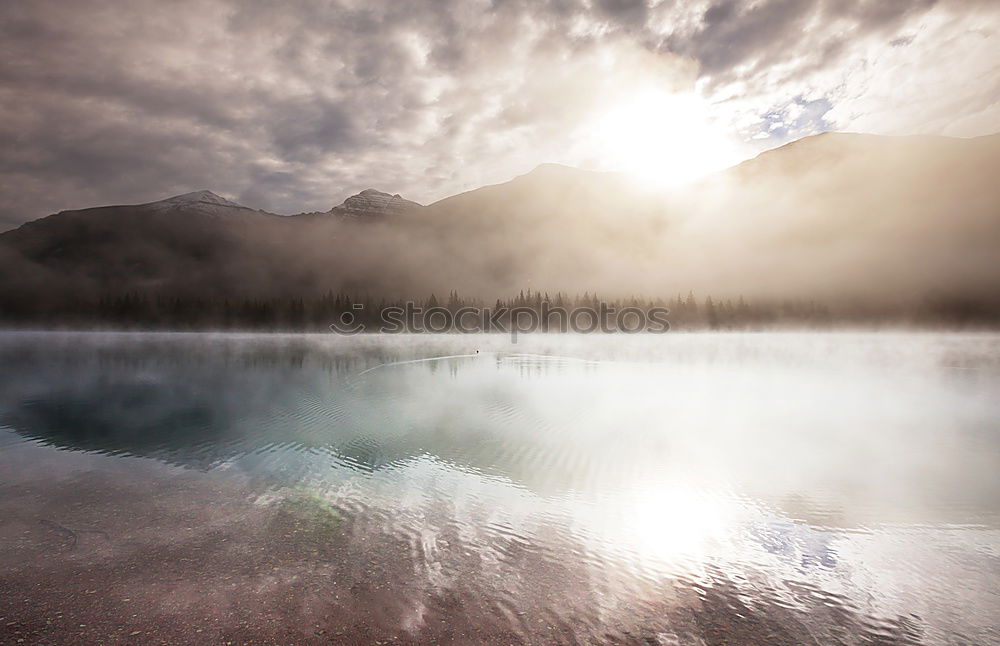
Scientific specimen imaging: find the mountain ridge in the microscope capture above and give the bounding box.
[1,131,999,315]
[10,131,998,229]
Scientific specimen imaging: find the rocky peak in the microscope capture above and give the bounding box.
[330,189,421,218]
[160,190,243,208]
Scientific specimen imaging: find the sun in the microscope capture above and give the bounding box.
[590,89,743,189]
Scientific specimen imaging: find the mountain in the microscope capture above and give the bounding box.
[0,190,286,310]
[290,189,423,219]
[147,190,248,213]
[1,132,999,323]
[665,132,1000,304]
[413,163,670,296]
[329,189,422,218]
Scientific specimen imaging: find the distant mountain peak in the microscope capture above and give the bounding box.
[330,189,421,218]
[519,163,622,184]
[161,190,243,208]
[529,162,577,174]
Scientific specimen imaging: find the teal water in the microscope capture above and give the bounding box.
[0,332,998,644]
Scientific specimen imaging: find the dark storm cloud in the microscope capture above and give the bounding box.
[683,0,815,75]
[267,100,359,163]
[594,0,650,28]
[662,0,940,83]
[0,0,996,230]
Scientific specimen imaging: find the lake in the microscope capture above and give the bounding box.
[0,331,998,644]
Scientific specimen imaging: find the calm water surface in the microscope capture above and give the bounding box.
[0,332,998,644]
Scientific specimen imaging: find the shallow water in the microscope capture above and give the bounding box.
[0,331,998,644]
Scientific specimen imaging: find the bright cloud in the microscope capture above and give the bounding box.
[0,0,997,228]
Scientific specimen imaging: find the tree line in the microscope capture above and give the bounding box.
[0,288,995,331]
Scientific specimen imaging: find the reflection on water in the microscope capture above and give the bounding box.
[0,331,998,644]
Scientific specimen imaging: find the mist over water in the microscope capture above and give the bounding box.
[1,331,998,644]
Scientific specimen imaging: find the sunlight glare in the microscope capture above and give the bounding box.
[592,90,743,189]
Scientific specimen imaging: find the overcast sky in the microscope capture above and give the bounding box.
[1,0,998,229]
